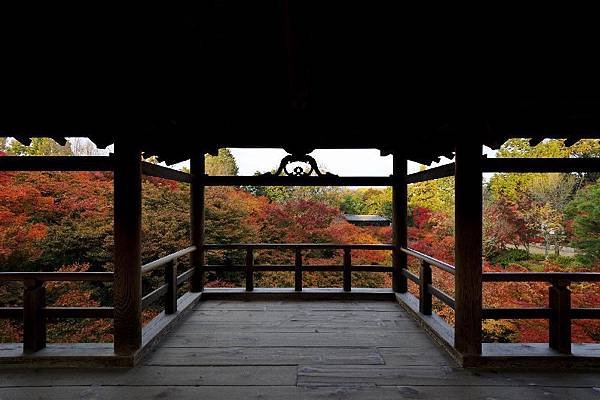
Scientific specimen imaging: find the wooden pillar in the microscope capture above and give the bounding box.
[190,155,205,292]
[113,139,142,356]
[392,154,408,293]
[454,141,483,356]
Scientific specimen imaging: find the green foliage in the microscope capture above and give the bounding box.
[205,148,238,176]
[487,249,531,267]
[408,173,454,215]
[489,139,600,201]
[338,188,392,219]
[8,138,73,156]
[566,180,600,264]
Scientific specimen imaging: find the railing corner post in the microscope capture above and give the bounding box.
[343,248,352,292]
[245,248,254,292]
[165,261,177,315]
[549,280,571,354]
[23,278,46,353]
[295,248,303,292]
[419,261,432,315]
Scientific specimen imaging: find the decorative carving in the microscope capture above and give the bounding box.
[263,152,337,177]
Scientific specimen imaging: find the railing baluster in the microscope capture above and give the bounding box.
[419,261,432,315]
[165,261,177,314]
[23,279,46,353]
[245,248,254,291]
[343,248,352,292]
[295,248,302,292]
[549,280,571,354]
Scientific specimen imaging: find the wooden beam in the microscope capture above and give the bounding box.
[0,272,113,282]
[482,308,552,319]
[202,243,394,250]
[0,156,114,171]
[200,175,393,187]
[392,155,408,293]
[406,163,455,184]
[483,272,600,282]
[190,155,205,292]
[141,246,196,274]
[453,141,483,356]
[141,161,192,183]
[113,139,142,356]
[483,157,600,173]
[44,307,114,319]
[0,307,23,318]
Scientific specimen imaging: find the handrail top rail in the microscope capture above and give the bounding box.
[400,247,456,275]
[0,272,114,282]
[141,246,197,274]
[203,243,394,250]
[483,272,600,282]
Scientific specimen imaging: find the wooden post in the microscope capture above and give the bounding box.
[343,248,352,292]
[295,248,303,291]
[113,139,142,356]
[23,279,46,353]
[392,154,408,293]
[165,261,177,315]
[190,155,205,292]
[454,140,483,356]
[549,280,571,354]
[419,261,432,315]
[245,248,254,291]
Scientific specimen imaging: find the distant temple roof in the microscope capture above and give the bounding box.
[344,215,391,226]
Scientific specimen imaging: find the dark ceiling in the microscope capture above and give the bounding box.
[1,2,599,163]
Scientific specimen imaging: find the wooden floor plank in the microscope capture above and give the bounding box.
[161,331,433,348]
[146,346,385,366]
[0,365,298,387]
[186,310,410,322]
[297,365,600,388]
[1,385,599,400]
[2,299,599,400]
[195,300,403,312]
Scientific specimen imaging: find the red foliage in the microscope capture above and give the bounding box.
[0,171,50,262]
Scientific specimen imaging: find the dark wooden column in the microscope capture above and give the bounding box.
[190,154,205,292]
[392,154,408,293]
[454,140,483,356]
[113,139,142,356]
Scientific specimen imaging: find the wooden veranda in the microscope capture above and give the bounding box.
[1,139,600,370]
[2,2,600,398]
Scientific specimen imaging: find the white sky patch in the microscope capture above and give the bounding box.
[228,147,498,177]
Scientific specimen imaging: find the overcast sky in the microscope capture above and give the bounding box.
[211,147,497,177]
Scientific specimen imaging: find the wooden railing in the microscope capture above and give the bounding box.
[482,272,600,354]
[0,246,197,354]
[0,272,114,353]
[203,243,395,292]
[400,247,600,354]
[141,246,197,314]
[400,248,456,313]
